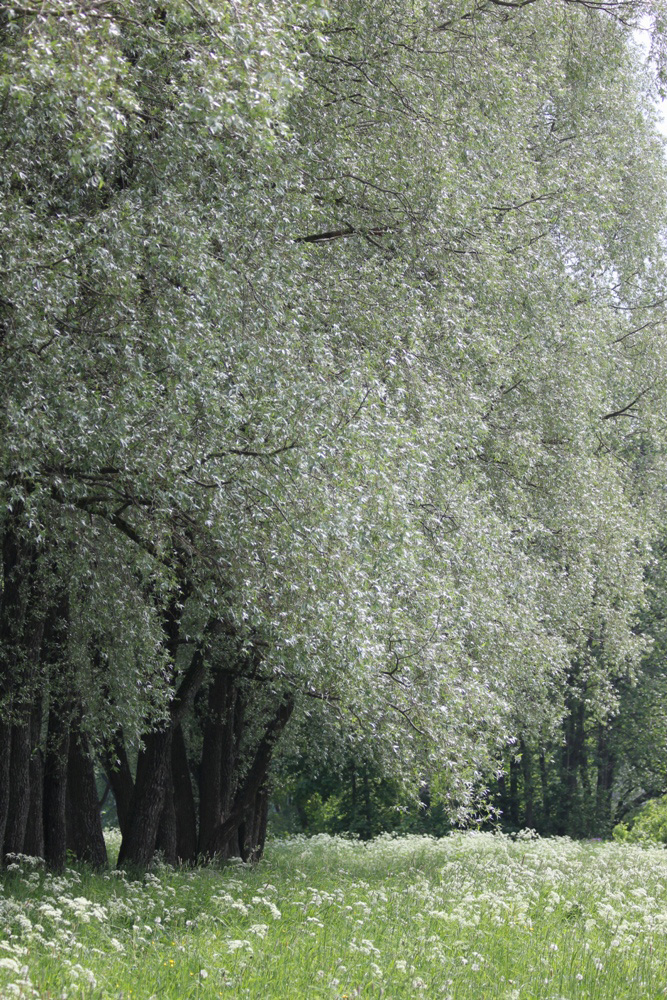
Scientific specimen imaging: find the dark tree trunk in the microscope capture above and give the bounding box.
[41,589,71,870]
[43,703,70,871]
[101,729,134,837]
[202,694,294,860]
[240,786,269,863]
[539,750,550,830]
[351,764,357,822]
[561,697,586,836]
[156,757,178,866]
[198,669,230,855]
[255,786,270,860]
[0,723,11,856]
[198,670,238,857]
[66,727,107,867]
[172,723,197,863]
[509,756,520,827]
[4,722,31,856]
[239,789,268,863]
[24,697,45,858]
[0,522,42,858]
[223,688,246,858]
[117,727,172,868]
[362,767,372,840]
[595,724,615,834]
[116,601,209,869]
[520,739,534,829]
[496,770,508,824]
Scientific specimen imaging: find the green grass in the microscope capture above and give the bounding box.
[2,831,667,998]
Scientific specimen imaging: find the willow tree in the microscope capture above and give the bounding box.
[2,0,667,866]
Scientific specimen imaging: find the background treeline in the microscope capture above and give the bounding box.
[272,546,667,841]
[4,0,667,869]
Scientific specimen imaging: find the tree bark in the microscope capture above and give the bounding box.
[24,696,45,858]
[362,767,372,840]
[41,588,71,870]
[539,750,550,830]
[202,694,294,859]
[43,701,70,871]
[117,727,172,868]
[240,786,269,863]
[101,728,134,837]
[4,722,31,856]
[595,724,615,835]
[66,726,107,867]
[172,723,197,863]
[155,754,178,866]
[116,604,209,868]
[561,696,586,836]
[198,670,237,856]
[508,756,520,827]
[520,739,534,829]
[0,521,41,858]
[0,723,11,856]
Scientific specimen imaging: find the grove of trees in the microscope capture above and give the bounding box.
[3,0,667,868]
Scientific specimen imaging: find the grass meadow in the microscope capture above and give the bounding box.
[2,831,667,998]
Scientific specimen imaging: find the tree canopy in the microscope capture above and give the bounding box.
[2,0,667,865]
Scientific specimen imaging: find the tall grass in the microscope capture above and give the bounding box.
[2,831,667,998]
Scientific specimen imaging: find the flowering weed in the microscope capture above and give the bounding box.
[2,832,667,997]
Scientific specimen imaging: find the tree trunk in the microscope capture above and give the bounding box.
[101,728,134,837]
[156,756,178,866]
[595,724,615,835]
[242,786,269,863]
[202,694,294,859]
[172,723,197,863]
[43,702,70,871]
[0,521,42,859]
[520,739,534,829]
[41,587,71,870]
[239,786,270,862]
[539,750,550,831]
[116,602,209,869]
[66,726,107,867]
[362,767,372,840]
[0,723,11,856]
[254,786,270,861]
[567,699,586,835]
[117,727,172,868]
[197,669,231,856]
[24,697,45,858]
[4,722,31,856]
[198,671,239,857]
[509,756,520,827]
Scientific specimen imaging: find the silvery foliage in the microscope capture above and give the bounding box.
[2,0,667,799]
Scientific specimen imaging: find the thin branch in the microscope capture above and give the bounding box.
[294,226,389,243]
[601,385,653,420]
[387,702,426,736]
[611,320,656,345]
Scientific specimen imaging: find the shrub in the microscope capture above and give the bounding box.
[613,796,667,845]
